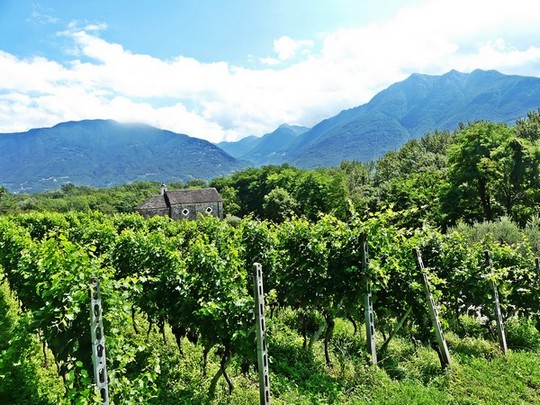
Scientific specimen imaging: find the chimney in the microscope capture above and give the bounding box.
[160,183,168,195]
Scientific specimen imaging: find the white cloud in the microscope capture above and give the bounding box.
[260,35,314,65]
[273,36,314,61]
[28,3,60,25]
[1,0,540,142]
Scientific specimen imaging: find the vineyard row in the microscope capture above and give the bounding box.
[1,211,539,401]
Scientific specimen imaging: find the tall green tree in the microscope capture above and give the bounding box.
[445,121,512,223]
[262,187,299,222]
[516,109,540,142]
[371,131,452,228]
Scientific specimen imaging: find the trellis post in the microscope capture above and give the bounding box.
[485,250,507,354]
[413,248,452,369]
[252,263,270,405]
[360,233,377,364]
[90,278,109,404]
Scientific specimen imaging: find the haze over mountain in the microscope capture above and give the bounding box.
[0,120,246,192]
[222,69,540,168]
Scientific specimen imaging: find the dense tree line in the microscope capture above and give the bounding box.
[208,109,540,229]
[209,165,349,221]
[0,179,205,215]
[365,110,540,228]
[1,110,540,230]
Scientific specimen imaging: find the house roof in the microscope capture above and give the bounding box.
[136,187,223,210]
[136,194,167,210]
[167,187,223,205]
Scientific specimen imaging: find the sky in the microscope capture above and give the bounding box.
[1,0,540,143]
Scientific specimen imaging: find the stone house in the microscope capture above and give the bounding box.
[136,185,224,220]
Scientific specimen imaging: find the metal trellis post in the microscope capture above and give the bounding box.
[360,233,377,364]
[90,278,110,404]
[485,250,507,355]
[413,248,452,369]
[253,263,270,405]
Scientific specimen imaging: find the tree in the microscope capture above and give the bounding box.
[340,161,376,214]
[374,130,452,185]
[370,131,452,228]
[293,168,349,221]
[262,187,299,222]
[445,121,512,223]
[185,178,208,188]
[219,185,241,217]
[516,109,540,142]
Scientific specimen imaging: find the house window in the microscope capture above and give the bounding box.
[182,208,190,216]
[206,206,213,214]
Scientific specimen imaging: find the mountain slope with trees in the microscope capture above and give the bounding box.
[0,120,246,193]
[218,124,309,165]
[291,69,540,167]
[222,69,540,168]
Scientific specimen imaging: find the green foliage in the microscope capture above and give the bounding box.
[451,216,524,246]
[2,206,540,403]
[0,280,66,404]
[516,108,540,141]
[2,181,162,215]
[262,187,299,222]
[446,121,512,222]
[210,164,349,221]
[444,119,540,225]
[505,317,540,350]
[374,130,451,185]
[524,216,540,256]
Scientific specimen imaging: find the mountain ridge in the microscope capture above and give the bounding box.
[0,119,246,192]
[3,69,540,192]
[218,124,310,165]
[287,69,540,167]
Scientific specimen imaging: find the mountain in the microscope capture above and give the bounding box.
[0,120,246,192]
[4,70,540,192]
[224,69,540,168]
[218,124,310,165]
[218,135,260,159]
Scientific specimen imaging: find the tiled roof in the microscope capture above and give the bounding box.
[136,187,222,210]
[136,194,167,210]
[167,188,223,204]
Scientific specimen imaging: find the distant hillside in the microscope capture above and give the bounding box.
[291,69,540,167]
[218,124,309,165]
[0,120,246,192]
[218,135,260,159]
[223,69,540,168]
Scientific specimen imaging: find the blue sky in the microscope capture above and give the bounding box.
[1,0,540,142]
